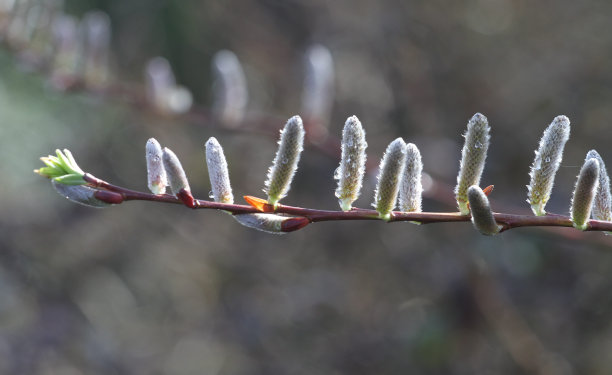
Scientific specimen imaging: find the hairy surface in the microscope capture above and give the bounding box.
[399,143,423,213]
[455,113,490,215]
[205,137,234,204]
[571,158,600,230]
[586,150,611,222]
[264,116,305,205]
[373,138,407,220]
[528,115,570,216]
[335,115,367,211]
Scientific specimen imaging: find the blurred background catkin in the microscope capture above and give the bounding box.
[3,0,612,374]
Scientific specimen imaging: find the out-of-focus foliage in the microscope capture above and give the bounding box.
[3,0,612,374]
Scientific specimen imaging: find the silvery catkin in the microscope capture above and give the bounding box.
[455,113,490,215]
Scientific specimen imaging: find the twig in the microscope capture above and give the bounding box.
[82,174,612,233]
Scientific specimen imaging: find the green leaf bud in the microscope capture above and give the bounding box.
[53,173,87,185]
[571,158,600,230]
[35,149,85,185]
[59,149,85,175]
[335,115,367,211]
[455,113,490,215]
[373,137,407,220]
[527,115,570,216]
[264,115,305,205]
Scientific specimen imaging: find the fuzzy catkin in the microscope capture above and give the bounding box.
[212,50,248,126]
[205,137,234,204]
[571,158,600,230]
[233,213,288,234]
[455,113,490,215]
[145,57,175,111]
[585,150,612,222]
[302,44,334,123]
[399,143,423,213]
[162,147,190,195]
[264,115,305,205]
[146,138,167,194]
[373,138,407,220]
[467,185,500,235]
[335,115,367,211]
[527,115,571,216]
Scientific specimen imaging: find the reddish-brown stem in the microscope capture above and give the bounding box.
[81,174,612,233]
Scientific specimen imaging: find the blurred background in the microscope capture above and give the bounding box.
[2,0,612,374]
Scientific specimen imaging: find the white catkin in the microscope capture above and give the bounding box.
[212,50,248,126]
[571,158,600,230]
[527,115,571,216]
[455,113,490,215]
[162,147,190,195]
[467,185,501,235]
[233,213,287,234]
[146,138,167,195]
[373,138,407,220]
[301,44,334,123]
[144,57,191,114]
[585,150,612,222]
[205,137,234,204]
[264,115,305,205]
[335,115,367,211]
[398,143,423,213]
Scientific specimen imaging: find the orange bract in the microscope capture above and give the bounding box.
[244,195,275,212]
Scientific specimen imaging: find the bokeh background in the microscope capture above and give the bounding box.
[2,0,612,374]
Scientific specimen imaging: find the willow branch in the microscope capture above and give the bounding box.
[82,174,612,233]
